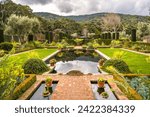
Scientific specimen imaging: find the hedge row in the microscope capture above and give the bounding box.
[12,74,36,99]
[97,39,112,45]
[131,42,150,46]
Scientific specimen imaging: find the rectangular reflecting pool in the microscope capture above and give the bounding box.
[45,49,104,74]
[29,82,58,100]
[91,82,118,100]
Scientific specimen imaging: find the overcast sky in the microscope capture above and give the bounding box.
[4,0,150,16]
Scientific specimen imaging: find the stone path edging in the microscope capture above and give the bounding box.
[42,50,61,61]
[95,50,110,60]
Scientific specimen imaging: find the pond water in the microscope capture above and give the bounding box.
[91,82,117,100]
[45,50,103,74]
[29,82,57,100]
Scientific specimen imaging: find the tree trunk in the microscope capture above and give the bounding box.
[18,36,21,43]
[11,35,14,42]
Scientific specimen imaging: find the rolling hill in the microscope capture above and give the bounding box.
[34,12,150,22]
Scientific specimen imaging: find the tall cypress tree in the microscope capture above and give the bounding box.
[131,29,136,42]
[0,29,4,43]
[112,32,115,40]
[116,32,119,39]
[49,31,53,43]
[108,32,111,39]
[45,32,50,43]
[28,34,33,42]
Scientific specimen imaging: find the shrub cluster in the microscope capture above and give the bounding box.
[23,58,49,74]
[0,42,13,52]
[103,59,131,73]
[96,39,112,45]
[12,75,36,99]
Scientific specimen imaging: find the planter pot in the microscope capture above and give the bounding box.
[50,63,55,66]
[46,81,52,87]
[98,82,105,88]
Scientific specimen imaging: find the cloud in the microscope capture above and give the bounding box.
[11,0,150,16]
[54,0,73,13]
[14,0,53,5]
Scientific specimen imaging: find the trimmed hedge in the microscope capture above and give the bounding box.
[0,42,13,51]
[127,42,150,53]
[23,58,49,74]
[97,39,112,45]
[12,74,36,99]
[103,59,131,74]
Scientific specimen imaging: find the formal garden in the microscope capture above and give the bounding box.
[0,0,150,100]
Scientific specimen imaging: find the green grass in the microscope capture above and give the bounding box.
[98,48,150,74]
[9,49,57,65]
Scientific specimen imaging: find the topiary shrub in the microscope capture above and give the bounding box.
[23,58,49,74]
[0,42,13,51]
[103,59,131,73]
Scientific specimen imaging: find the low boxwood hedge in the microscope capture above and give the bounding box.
[12,74,36,99]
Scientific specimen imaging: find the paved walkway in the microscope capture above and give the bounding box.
[12,49,35,56]
[121,48,150,56]
[19,74,128,100]
[74,46,83,49]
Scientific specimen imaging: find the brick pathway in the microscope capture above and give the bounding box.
[19,74,127,100]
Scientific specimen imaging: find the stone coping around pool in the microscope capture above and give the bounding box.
[42,50,61,62]
[95,49,110,60]
[18,74,128,100]
[42,49,110,75]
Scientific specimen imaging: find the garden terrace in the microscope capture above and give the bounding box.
[98,48,150,74]
[18,74,128,100]
[9,49,57,65]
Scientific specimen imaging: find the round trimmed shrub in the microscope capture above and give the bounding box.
[103,59,131,73]
[0,42,13,51]
[23,58,49,74]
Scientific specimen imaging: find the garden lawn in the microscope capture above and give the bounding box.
[98,48,150,74]
[9,49,57,65]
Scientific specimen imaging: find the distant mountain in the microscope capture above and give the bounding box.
[34,12,150,22]
[34,12,108,21]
